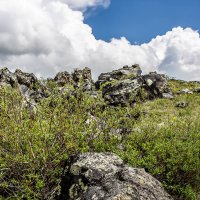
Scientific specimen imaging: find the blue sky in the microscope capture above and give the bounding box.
[86,0,200,44]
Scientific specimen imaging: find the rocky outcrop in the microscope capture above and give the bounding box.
[100,70,172,106]
[54,71,73,86]
[95,64,142,89]
[0,66,173,107]
[142,72,171,99]
[0,67,18,87]
[14,69,38,87]
[102,79,141,106]
[57,153,173,200]
[0,68,47,108]
[54,67,95,92]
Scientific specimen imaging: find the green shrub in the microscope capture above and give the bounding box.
[0,81,200,199]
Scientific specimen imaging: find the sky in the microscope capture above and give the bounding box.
[0,0,200,80]
[86,0,200,44]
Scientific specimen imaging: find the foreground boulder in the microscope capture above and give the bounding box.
[57,153,173,200]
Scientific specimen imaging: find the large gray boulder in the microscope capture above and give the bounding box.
[58,153,173,200]
[95,64,142,89]
[102,79,141,106]
[100,69,172,106]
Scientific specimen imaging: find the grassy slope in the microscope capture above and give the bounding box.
[0,80,200,199]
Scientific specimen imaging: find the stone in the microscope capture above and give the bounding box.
[176,101,188,108]
[82,79,94,92]
[0,67,17,87]
[0,68,47,113]
[162,93,174,99]
[72,67,92,83]
[54,67,95,92]
[193,88,200,93]
[14,69,38,87]
[0,67,172,107]
[100,69,171,106]
[102,79,141,106]
[54,71,73,86]
[57,153,173,200]
[95,64,142,89]
[82,67,93,81]
[142,72,170,99]
[178,88,193,94]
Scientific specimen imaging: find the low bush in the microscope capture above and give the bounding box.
[0,81,200,199]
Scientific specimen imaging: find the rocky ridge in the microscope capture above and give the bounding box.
[0,65,174,107]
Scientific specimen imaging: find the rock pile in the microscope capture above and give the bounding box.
[97,67,172,106]
[57,153,173,200]
[0,67,47,105]
[0,65,173,107]
[95,64,142,89]
[54,67,95,92]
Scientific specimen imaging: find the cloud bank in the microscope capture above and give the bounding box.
[61,0,111,10]
[0,0,200,80]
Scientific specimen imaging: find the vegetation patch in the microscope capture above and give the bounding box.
[0,79,200,199]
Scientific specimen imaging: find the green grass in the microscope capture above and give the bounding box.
[0,80,200,199]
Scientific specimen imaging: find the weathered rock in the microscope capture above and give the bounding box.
[177,88,193,94]
[0,68,47,109]
[193,88,200,93]
[96,64,142,89]
[58,153,173,200]
[0,67,172,107]
[72,67,92,82]
[14,69,38,87]
[54,71,73,86]
[102,79,141,106]
[0,67,17,87]
[54,67,95,92]
[14,69,47,103]
[142,72,170,99]
[162,93,174,99]
[101,69,171,106]
[176,101,188,108]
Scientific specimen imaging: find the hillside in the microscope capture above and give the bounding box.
[0,66,200,200]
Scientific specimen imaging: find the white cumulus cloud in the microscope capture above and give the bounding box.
[0,0,200,80]
[59,0,111,10]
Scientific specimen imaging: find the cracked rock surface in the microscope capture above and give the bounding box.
[58,153,173,200]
